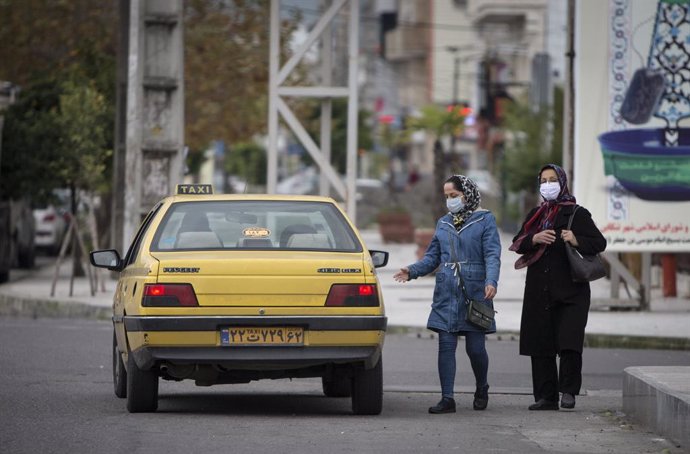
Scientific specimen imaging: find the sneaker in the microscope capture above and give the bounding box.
[473,384,489,410]
[428,397,456,414]
[528,399,559,411]
[560,393,576,409]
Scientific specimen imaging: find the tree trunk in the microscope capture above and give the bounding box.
[432,139,447,222]
[70,184,85,277]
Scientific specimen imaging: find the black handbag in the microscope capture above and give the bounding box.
[449,232,495,330]
[565,206,607,282]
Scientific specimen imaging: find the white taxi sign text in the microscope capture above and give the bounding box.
[176,184,213,195]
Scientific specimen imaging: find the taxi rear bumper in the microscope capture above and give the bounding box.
[121,315,387,331]
[131,344,382,372]
[122,315,386,372]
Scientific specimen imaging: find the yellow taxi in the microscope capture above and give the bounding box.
[90,184,389,414]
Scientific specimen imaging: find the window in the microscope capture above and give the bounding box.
[150,201,362,252]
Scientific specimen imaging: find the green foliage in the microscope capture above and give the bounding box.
[1,78,111,200]
[224,141,267,185]
[0,82,63,201]
[407,104,464,139]
[304,99,374,174]
[0,0,116,201]
[407,104,465,222]
[55,80,111,193]
[502,87,564,193]
[185,149,207,179]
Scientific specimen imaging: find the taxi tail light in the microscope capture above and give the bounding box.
[325,284,379,307]
[142,284,199,307]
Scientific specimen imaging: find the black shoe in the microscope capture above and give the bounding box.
[528,399,559,411]
[429,397,456,414]
[560,393,575,409]
[473,384,489,410]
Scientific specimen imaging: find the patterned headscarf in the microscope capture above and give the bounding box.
[446,174,481,231]
[508,164,576,269]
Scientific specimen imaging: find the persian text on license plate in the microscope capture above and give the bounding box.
[220,327,304,346]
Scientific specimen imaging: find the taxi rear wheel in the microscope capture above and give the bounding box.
[126,352,159,413]
[112,332,127,398]
[351,357,382,415]
[321,375,352,397]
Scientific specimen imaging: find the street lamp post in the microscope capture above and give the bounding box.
[446,46,461,107]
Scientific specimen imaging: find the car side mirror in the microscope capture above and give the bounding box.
[369,250,389,268]
[90,249,124,271]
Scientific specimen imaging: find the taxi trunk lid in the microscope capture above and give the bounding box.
[151,251,368,307]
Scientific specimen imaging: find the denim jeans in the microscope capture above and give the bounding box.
[438,330,489,398]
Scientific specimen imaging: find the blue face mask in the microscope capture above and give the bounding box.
[446,196,465,213]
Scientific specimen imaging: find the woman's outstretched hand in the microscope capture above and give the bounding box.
[393,267,410,283]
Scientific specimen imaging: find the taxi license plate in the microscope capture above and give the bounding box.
[220,327,304,346]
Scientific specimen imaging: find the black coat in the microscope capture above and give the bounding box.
[512,204,607,356]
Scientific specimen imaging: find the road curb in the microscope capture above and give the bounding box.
[388,325,690,351]
[584,333,690,351]
[0,293,111,321]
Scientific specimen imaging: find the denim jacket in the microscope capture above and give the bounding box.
[407,210,501,333]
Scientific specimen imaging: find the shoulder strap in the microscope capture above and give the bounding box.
[567,205,580,230]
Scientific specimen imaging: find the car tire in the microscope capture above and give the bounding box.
[0,271,8,284]
[351,357,383,415]
[113,332,127,398]
[126,350,158,413]
[322,375,351,398]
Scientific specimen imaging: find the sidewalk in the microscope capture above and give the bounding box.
[0,229,689,345]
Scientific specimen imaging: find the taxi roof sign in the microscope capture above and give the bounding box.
[176,184,213,195]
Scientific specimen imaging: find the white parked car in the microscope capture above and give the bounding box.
[33,201,69,255]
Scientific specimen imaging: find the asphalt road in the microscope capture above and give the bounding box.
[1,317,688,454]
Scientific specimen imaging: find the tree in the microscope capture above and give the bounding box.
[184,0,302,166]
[225,141,267,186]
[0,0,117,255]
[55,80,111,195]
[304,98,374,174]
[501,87,564,223]
[407,105,465,221]
[502,87,563,194]
[0,81,64,202]
[0,1,117,89]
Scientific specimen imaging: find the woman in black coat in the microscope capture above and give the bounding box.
[509,164,606,411]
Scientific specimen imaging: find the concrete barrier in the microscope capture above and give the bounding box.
[623,366,690,449]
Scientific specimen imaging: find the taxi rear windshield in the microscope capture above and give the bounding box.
[151,200,362,252]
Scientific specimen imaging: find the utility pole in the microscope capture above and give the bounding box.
[563,0,575,189]
[112,0,185,251]
[446,46,461,106]
[446,46,461,153]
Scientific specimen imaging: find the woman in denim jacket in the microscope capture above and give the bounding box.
[394,175,501,413]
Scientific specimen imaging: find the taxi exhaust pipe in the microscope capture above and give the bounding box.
[159,362,195,380]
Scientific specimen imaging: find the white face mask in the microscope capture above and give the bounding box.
[446,196,465,213]
[540,182,561,201]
